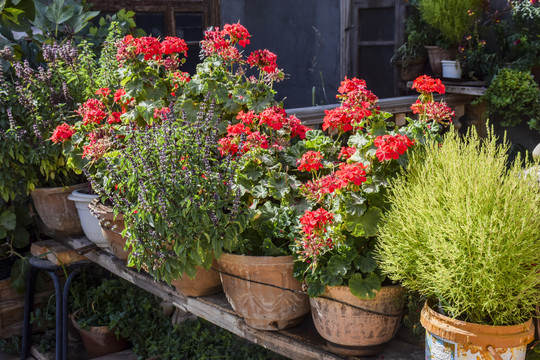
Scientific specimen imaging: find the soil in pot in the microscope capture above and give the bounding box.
[30,183,87,236]
[420,300,534,360]
[218,253,310,331]
[171,261,222,297]
[310,285,405,356]
[71,312,129,359]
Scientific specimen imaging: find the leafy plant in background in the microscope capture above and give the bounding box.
[376,128,540,326]
[506,0,540,70]
[480,67,540,131]
[218,105,312,256]
[175,22,284,131]
[292,75,454,299]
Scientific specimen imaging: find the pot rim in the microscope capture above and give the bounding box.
[30,182,88,194]
[218,252,295,265]
[420,299,534,349]
[68,188,99,202]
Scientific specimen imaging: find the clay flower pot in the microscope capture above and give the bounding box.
[68,189,107,248]
[217,253,310,330]
[71,311,129,359]
[171,261,222,297]
[310,285,404,356]
[88,199,131,260]
[30,183,87,236]
[421,300,534,360]
[425,45,457,78]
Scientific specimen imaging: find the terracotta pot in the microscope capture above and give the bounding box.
[395,57,427,81]
[425,45,458,78]
[218,253,310,330]
[71,312,129,358]
[171,261,222,297]
[88,199,131,260]
[420,300,534,360]
[30,183,87,236]
[310,285,404,356]
[68,189,107,248]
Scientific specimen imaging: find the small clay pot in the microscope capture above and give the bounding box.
[71,311,129,358]
[30,183,87,236]
[218,253,310,331]
[171,261,222,297]
[88,199,131,260]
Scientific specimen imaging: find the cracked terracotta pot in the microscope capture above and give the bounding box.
[217,253,310,330]
[421,299,534,360]
[30,183,87,236]
[88,199,131,261]
[171,260,222,297]
[310,284,404,356]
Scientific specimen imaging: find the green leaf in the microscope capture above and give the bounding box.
[267,173,289,200]
[344,192,367,216]
[354,253,378,273]
[327,254,351,276]
[0,209,17,231]
[349,273,382,300]
[306,280,326,298]
[320,267,344,287]
[251,184,268,199]
[12,226,29,248]
[348,132,370,149]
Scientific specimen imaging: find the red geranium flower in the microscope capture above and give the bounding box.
[242,131,269,153]
[259,106,287,130]
[161,37,188,56]
[236,110,257,125]
[412,75,445,95]
[374,134,415,162]
[223,23,251,47]
[338,146,356,160]
[226,123,252,136]
[95,87,111,97]
[300,208,334,236]
[247,49,278,73]
[50,123,75,143]
[297,151,324,172]
[113,89,126,103]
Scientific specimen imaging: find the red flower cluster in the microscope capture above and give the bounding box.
[374,134,415,162]
[300,208,334,237]
[410,100,455,125]
[50,123,75,143]
[300,163,367,202]
[223,23,251,47]
[200,26,243,61]
[412,75,445,95]
[338,146,356,160]
[153,107,171,120]
[170,71,191,96]
[297,151,324,172]
[246,49,278,73]
[218,107,310,156]
[116,35,188,63]
[77,98,107,125]
[334,163,367,187]
[82,132,111,160]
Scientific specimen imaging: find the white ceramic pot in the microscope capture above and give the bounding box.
[68,189,107,248]
[441,60,462,79]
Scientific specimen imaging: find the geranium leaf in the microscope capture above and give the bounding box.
[357,206,382,237]
[348,132,369,149]
[349,273,381,300]
[320,267,344,287]
[344,192,367,216]
[306,280,326,298]
[355,253,378,273]
[0,209,17,231]
[327,254,351,276]
[267,173,289,200]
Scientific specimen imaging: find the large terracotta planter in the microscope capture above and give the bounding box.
[171,261,222,297]
[218,253,310,330]
[421,300,534,360]
[68,189,107,248]
[88,199,131,260]
[310,285,404,356]
[71,312,129,358]
[394,57,427,81]
[30,183,86,236]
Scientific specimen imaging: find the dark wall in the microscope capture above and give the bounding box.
[221,0,341,109]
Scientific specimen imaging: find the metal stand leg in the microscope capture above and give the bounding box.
[21,266,38,360]
[62,269,81,360]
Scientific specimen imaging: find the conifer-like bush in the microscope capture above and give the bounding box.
[376,129,540,326]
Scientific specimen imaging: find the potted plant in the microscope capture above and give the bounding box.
[419,0,484,77]
[376,128,539,359]
[291,75,454,355]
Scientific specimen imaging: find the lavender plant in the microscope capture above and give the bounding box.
[90,96,249,283]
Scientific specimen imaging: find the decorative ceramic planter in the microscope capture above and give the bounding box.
[71,311,129,358]
[420,300,534,360]
[67,189,107,248]
[310,285,404,356]
[441,60,462,79]
[171,261,222,297]
[218,253,310,330]
[30,183,86,236]
[88,199,131,260]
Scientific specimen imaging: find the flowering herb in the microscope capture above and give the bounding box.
[89,97,249,283]
[292,75,454,299]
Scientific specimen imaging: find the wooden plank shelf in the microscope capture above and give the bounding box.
[61,236,424,360]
